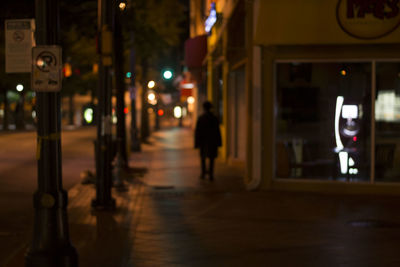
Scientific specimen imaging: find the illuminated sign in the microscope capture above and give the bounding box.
[337,0,400,39]
[205,2,217,33]
[342,105,358,119]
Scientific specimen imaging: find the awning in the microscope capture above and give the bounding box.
[184,35,207,68]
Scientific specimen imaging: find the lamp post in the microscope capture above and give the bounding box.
[140,73,150,142]
[25,0,78,266]
[124,1,141,152]
[114,0,128,168]
[129,32,141,151]
[92,0,116,210]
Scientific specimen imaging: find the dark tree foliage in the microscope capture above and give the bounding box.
[60,0,98,99]
[129,0,187,71]
[0,1,188,128]
[58,0,188,93]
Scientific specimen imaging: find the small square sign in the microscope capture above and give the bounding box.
[32,46,62,92]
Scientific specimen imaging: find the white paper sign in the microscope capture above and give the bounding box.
[5,19,35,73]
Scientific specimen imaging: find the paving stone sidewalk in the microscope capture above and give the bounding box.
[7,127,400,267]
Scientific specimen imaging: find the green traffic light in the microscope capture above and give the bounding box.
[163,70,173,80]
[126,72,132,78]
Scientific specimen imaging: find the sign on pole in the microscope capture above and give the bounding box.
[5,19,35,73]
[32,46,62,92]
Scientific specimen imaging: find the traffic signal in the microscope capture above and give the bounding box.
[162,69,173,80]
[157,109,164,116]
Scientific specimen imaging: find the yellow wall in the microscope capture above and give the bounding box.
[190,0,206,38]
[254,0,400,45]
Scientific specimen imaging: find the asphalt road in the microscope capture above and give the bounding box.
[0,126,97,265]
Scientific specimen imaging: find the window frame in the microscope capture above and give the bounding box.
[273,58,400,183]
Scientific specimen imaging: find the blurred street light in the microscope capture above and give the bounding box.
[147,91,157,105]
[174,106,182,118]
[147,92,155,102]
[119,1,126,11]
[187,96,195,104]
[83,107,94,124]
[64,63,72,77]
[148,80,155,89]
[187,96,195,113]
[16,84,24,92]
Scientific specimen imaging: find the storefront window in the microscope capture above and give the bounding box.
[275,62,371,182]
[375,62,400,182]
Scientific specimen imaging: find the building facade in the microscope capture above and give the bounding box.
[190,0,400,194]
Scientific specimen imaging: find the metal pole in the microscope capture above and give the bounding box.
[25,0,78,266]
[155,100,160,130]
[141,77,150,141]
[140,60,150,142]
[3,90,9,131]
[129,31,141,151]
[114,3,128,167]
[92,0,115,210]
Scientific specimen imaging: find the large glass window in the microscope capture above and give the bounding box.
[375,62,400,182]
[275,62,371,182]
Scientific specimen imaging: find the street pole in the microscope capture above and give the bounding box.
[25,0,78,266]
[16,90,25,130]
[141,81,149,141]
[2,90,9,131]
[92,0,115,210]
[179,104,183,127]
[114,3,128,168]
[129,31,141,151]
[140,59,150,142]
[155,100,160,130]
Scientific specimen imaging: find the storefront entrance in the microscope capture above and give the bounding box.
[275,60,400,183]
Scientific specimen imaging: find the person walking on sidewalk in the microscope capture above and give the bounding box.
[194,101,222,181]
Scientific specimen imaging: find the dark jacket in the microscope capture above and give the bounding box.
[195,111,222,158]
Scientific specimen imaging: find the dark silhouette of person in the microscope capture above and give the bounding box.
[195,101,222,180]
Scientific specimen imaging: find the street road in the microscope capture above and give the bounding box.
[0,126,97,265]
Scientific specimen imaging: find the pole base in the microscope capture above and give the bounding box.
[25,245,78,267]
[130,137,141,152]
[130,143,141,152]
[91,198,116,211]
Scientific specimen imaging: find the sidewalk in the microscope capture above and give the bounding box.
[7,126,400,266]
[71,126,247,266]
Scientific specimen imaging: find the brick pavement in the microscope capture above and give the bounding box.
[6,126,400,267]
